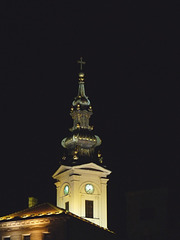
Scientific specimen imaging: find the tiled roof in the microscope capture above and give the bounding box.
[0,203,65,221]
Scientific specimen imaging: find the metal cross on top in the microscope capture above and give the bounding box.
[77,57,86,71]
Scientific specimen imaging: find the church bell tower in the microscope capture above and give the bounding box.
[53,58,111,228]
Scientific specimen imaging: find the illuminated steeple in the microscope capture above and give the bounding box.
[53,58,111,228]
[61,57,102,165]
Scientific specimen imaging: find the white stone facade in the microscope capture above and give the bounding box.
[53,163,111,228]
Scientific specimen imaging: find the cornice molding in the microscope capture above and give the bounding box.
[0,218,50,229]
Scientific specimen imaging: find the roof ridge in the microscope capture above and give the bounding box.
[63,211,115,234]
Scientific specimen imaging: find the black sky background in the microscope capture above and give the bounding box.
[0,1,180,235]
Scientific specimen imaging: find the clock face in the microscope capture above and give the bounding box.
[64,185,69,196]
[85,184,94,194]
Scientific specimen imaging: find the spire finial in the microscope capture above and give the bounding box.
[77,57,86,71]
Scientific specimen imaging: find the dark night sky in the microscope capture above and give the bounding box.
[1,1,180,234]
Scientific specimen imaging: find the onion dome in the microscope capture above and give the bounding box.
[60,57,103,166]
[61,131,101,150]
